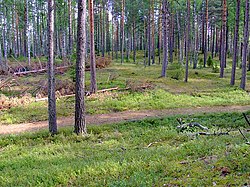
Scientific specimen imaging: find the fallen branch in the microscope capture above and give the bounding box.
[243,113,250,127]
[197,132,229,136]
[177,122,209,131]
[146,142,159,148]
[0,77,16,89]
[239,129,250,145]
[14,65,72,76]
[35,86,150,102]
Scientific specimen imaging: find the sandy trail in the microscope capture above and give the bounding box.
[0,105,249,135]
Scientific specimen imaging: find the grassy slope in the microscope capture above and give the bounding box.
[0,111,249,186]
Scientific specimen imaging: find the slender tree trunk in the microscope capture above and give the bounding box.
[204,0,208,67]
[220,0,227,78]
[48,0,57,135]
[133,21,136,63]
[240,0,249,90]
[151,0,155,64]
[75,0,87,135]
[161,0,168,77]
[185,0,191,82]
[193,0,198,69]
[26,0,31,65]
[169,6,174,64]
[3,7,8,66]
[158,3,162,64]
[231,0,240,86]
[148,12,151,66]
[211,25,215,59]
[121,0,125,63]
[68,0,73,55]
[89,0,97,93]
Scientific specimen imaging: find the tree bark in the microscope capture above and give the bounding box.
[204,0,208,67]
[185,0,191,82]
[121,0,125,64]
[47,0,57,135]
[240,0,249,90]
[161,0,168,77]
[230,0,241,86]
[68,0,73,55]
[75,0,87,135]
[89,0,97,93]
[220,0,227,78]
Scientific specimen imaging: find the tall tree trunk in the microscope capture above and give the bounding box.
[133,21,136,63]
[68,0,73,55]
[193,0,198,69]
[161,0,168,77]
[230,0,240,86]
[48,0,57,135]
[148,12,151,66]
[185,0,191,82]
[211,25,215,59]
[169,5,174,64]
[176,11,182,64]
[26,0,31,65]
[204,0,208,67]
[89,0,97,93]
[158,2,162,64]
[151,0,155,64]
[75,0,87,135]
[220,0,227,78]
[121,0,125,63]
[240,0,249,90]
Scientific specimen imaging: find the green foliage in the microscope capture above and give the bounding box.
[168,63,184,80]
[212,61,220,73]
[207,56,213,67]
[0,111,249,186]
[199,58,203,69]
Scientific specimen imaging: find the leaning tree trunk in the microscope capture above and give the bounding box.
[220,0,227,78]
[230,0,241,86]
[240,0,249,90]
[47,0,57,135]
[185,0,191,82]
[89,0,97,93]
[75,0,87,135]
[161,0,168,77]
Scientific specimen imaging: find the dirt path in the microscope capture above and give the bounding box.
[0,105,249,135]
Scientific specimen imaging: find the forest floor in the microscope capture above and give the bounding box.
[1,104,249,135]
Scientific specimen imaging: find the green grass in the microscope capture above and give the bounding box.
[0,111,250,186]
[1,88,250,125]
[1,54,250,125]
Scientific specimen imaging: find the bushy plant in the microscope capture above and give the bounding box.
[198,58,203,68]
[212,61,219,73]
[168,63,184,80]
[207,56,213,67]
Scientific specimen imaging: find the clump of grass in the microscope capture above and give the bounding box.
[0,111,249,186]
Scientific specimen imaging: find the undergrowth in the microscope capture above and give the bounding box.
[0,111,249,186]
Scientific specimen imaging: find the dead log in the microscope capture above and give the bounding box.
[177,121,209,131]
[0,77,15,89]
[14,66,72,76]
[197,132,229,136]
[35,86,149,102]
